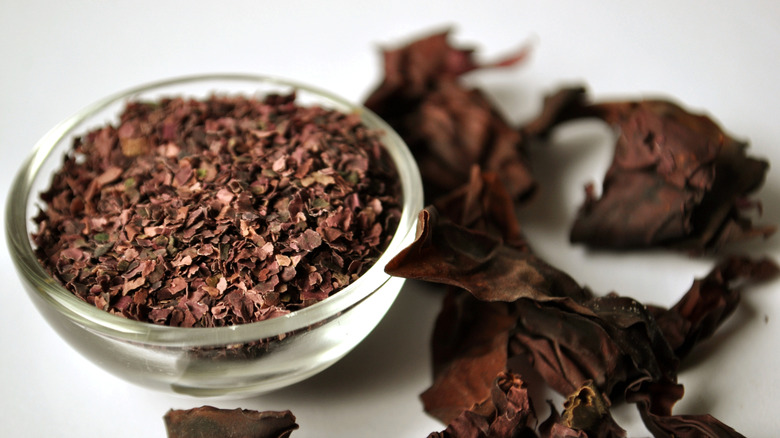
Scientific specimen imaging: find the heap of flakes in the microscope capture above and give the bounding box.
[33,92,402,327]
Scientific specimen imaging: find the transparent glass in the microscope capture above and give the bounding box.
[6,74,423,398]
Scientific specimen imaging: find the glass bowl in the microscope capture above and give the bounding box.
[6,74,423,398]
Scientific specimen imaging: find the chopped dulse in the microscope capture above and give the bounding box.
[33,92,402,327]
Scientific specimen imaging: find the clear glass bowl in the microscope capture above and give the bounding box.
[6,74,423,398]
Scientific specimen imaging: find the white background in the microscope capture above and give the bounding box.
[2,1,780,436]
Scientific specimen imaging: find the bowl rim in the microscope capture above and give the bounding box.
[6,72,423,346]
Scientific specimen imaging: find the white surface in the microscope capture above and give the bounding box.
[2,1,779,436]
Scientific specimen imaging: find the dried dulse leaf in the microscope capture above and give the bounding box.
[428,374,627,438]
[538,381,625,438]
[559,382,622,437]
[520,86,588,140]
[164,406,298,438]
[649,255,779,361]
[509,293,678,401]
[389,171,652,428]
[627,381,746,438]
[533,87,775,251]
[386,166,584,304]
[421,290,516,424]
[427,371,538,438]
[488,372,539,437]
[388,169,777,437]
[400,210,776,435]
[34,93,402,326]
[364,29,535,201]
[372,28,777,438]
[399,168,535,425]
[385,206,589,304]
[434,166,528,250]
[400,215,776,435]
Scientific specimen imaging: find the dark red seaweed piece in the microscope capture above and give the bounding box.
[531,88,776,252]
[164,406,298,438]
[627,381,746,438]
[538,382,626,438]
[387,171,777,437]
[427,372,539,438]
[648,255,779,361]
[364,29,535,202]
[421,291,515,425]
[427,374,627,438]
[385,206,589,304]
